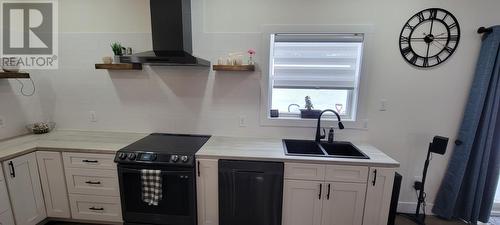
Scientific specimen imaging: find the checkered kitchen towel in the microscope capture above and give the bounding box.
[141,169,163,206]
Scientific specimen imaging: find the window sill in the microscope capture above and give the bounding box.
[259,116,368,130]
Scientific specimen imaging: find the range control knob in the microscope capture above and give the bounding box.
[127,153,137,160]
[170,155,179,162]
[118,153,127,160]
[181,155,189,163]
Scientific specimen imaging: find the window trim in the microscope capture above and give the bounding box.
[259,24,372,128]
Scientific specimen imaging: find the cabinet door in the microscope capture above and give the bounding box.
[282,180,323,225]
[196,159,218,225]
[36,151,70,218]
[0,167,12,215]
[321,182,366,225]
[363,168,395,225]
[3,153,46,225]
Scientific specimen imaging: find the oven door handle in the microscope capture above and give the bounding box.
[119,167,192,176]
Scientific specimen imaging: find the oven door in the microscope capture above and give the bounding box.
[117,164,196,225]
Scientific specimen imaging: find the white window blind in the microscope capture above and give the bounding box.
[271,33,364,90]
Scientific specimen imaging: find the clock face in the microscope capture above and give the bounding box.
[399,8,460,68]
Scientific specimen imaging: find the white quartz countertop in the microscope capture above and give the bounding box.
[197,136,400,168]
[0,131,399,168]
[0,130,148,161]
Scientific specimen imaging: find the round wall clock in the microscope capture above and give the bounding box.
[399,8,460,68]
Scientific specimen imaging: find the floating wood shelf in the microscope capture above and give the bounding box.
[0,72,30,79]
[213,65,255,72]
[95,63,142,70]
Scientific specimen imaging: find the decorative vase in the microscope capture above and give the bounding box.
[114,55,121,64]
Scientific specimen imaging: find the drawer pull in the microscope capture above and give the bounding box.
[318,183,322,199]
[82,160,99,163]
[372,169,378,186]
[8,161,15,178]
[327,183,331,200]
[85,181,102,185]
[89,207,104,211]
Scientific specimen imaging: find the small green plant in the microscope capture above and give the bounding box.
[111,42,123,56]
[304,96,314,110]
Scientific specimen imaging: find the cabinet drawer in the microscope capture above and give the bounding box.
[63,152,116,170]
[325,165,368,183]
[65,168,119,196]
[69,194,122,222]
[0,210,15,225]
[285,163,325,181]
[0,178,10,214]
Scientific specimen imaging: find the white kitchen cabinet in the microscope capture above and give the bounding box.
[0,166,15,225]
[69,194,122,222]
[282,180,323,225]
[283,162,371,225]
[321,182,366,225]
[196,159,218,225]
[3,153,46,225]
[0,166,12,214]
[36,151,71,218]
[62,152,116,170]
[363,167,396,225]
[65,167,119,196]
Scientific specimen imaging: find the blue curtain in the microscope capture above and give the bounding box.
[433,26,500,224]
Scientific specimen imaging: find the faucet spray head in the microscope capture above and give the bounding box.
[338,122,345,129]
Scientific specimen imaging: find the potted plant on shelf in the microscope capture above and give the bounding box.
[300,96,322,119]
[111,42,123,63]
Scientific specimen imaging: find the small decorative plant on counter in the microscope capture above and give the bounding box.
[247,49,256,65]
[26,122,56,134]
[300,96,322,119]
[111,42,123,63]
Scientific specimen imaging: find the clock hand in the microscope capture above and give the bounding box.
[410,37,450,41]
[431,41,442,50]
[429,19,435,38]
[433,40,446,47]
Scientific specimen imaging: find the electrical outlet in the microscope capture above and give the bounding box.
[379,99,388,111]
[414,181,423,190]
[0,116,5,128]
[239,116,247,127]
[89,111,98,122]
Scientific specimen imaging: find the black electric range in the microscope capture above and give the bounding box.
[114,133,211,225]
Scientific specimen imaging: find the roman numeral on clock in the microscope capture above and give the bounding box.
[401,47,411,56]
[400,36,410,44]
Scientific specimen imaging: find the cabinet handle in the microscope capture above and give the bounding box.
[82,160,99,163]
[85,181,102,185]
[197,161,200,177]
[318,183,322,199]
[89,207,104,211]
[8,161,15,178]
[372,169,378,186]
[327,183,331,200]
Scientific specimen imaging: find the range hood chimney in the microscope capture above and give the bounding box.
[120,0,210,66]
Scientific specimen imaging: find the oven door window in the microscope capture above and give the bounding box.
[118,166,195,224]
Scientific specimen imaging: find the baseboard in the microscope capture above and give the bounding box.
[397,201,435,215]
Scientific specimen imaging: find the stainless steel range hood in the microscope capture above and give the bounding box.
[120,0,210,66]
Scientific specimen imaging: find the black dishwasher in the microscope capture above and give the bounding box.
[219,160,284,225]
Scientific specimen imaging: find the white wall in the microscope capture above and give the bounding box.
[2,0,499,213]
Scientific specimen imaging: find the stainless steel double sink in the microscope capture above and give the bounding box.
[283,139,369,159]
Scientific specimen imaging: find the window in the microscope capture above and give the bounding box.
[268,33,364,121]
